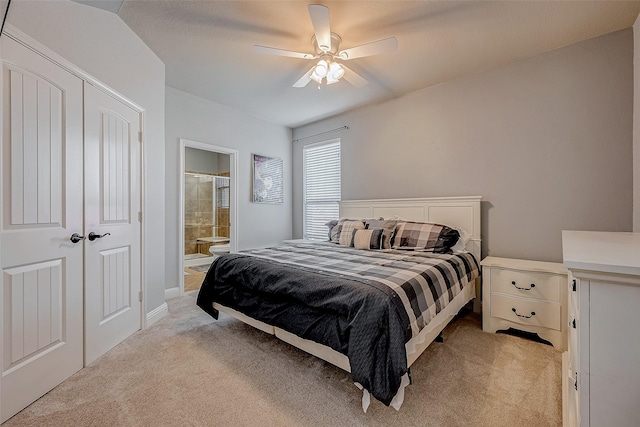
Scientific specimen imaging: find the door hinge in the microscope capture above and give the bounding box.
[138,211,143,222]
[139,291,143,302]
[138,131,142,143]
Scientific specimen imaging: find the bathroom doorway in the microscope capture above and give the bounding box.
[179,139,238,293]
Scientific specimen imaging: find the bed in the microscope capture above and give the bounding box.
[196,196,482,410]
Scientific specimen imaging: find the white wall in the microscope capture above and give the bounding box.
[165,86,292,289]
[634,15,640,232]
[6,0,167,313]
[293,29,634,263]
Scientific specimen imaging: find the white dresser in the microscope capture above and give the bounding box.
[481,257,568,350]
[562,231,640,427]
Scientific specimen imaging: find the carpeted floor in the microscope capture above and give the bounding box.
[4,292,562,426]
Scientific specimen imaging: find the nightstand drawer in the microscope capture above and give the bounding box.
[490,294,561,331]
[490,268,560,302]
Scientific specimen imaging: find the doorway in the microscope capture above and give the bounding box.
[179,139,238,294]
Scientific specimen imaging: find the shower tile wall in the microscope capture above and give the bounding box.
[215,209,229,238]
[185,174,214,255]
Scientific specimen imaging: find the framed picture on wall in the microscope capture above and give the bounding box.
[252,154,283,204]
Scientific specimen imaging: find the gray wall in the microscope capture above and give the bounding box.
[634,17,640,232]
[7,0,167,313]
[165,86,292,290]
[293,29,634,263]
[0,0,9,30]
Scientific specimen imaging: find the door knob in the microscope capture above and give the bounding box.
[70,233,86,243]
[88,232,111,241]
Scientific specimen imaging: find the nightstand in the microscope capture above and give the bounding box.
[481,256,568,350]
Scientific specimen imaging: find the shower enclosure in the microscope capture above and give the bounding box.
[183,146,232,267]
[184,172,230,263]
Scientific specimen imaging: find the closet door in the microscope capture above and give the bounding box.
[83,83,141,365]
[0,37,84,422]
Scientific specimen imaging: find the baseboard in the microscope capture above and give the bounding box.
[146,302,168,327]
[165,286,181,300]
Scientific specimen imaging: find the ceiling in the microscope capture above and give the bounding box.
[75,1,640,128]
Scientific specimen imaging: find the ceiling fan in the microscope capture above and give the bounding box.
[253,4,398,88]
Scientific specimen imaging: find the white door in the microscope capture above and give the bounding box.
[83,83,141,365]
[0,37,84,422]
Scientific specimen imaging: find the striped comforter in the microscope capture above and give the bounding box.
[244,243,479,340]
[197,242,479,406]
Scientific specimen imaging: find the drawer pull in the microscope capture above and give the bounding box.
[511,280,535,291]
[571,279,576,292]
[511,307,536,319]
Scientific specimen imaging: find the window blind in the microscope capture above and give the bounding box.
[303,140,341,240]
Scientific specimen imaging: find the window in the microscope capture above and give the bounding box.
[303,139,341,240]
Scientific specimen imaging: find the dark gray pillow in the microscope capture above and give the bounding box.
[365,219,397,249]
[325,219,339,241]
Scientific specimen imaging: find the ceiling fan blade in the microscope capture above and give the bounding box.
[338,37,398,60]
[308,4,331,52]
[293,67,315,88]
[253,45,315,59]
[341,64,368,88]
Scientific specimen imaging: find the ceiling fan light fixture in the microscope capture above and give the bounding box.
[314,59,329,78]
[310,70,323,84]
[328,61,345,81]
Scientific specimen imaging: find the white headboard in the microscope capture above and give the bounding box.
[339,196,482,261]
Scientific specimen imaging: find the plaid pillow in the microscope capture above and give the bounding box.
[351,228,384,250]
[391,221,460,253]
[363,217,384,228]
[337,220,365,246]
[330,218,366,244]
[329,223,341,243]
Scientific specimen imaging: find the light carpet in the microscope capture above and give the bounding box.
[4,292,561,426]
